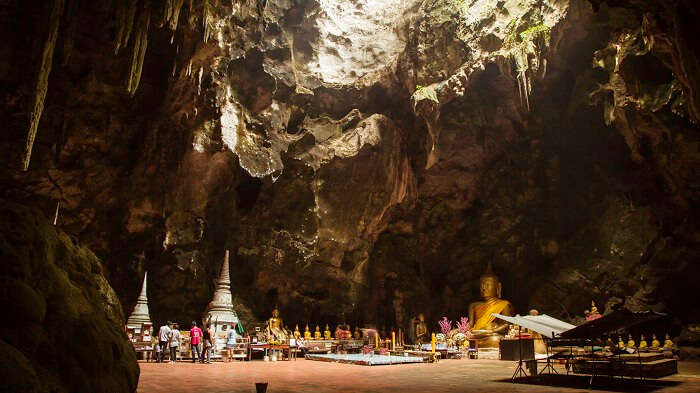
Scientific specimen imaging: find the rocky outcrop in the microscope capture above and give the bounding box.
[0,201,138,392]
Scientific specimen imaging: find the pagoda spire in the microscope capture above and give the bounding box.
[206,250,236,315]
[127,272,152,327]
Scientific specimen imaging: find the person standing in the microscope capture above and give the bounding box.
[190,321,203,363]
[201,323,214,364]
[169,323,180,363]
[158,322,172,362]
[225,323,239,362]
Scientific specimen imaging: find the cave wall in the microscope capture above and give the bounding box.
[0,200,139,392]
[1,0,699,349]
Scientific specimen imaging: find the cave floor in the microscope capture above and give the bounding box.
[137,358,700,393]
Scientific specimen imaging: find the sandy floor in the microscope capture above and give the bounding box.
[137,358,700,393]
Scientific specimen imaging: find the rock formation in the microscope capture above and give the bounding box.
[1,2,700,384]
[0,201,138,392]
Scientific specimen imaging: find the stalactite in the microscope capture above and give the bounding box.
[53,201,60,225]
[203,0,211,43]
[187,0,196,27]
[186,59,192,76]
[22,0,65,171]
[127,5,150,96]
[164,0,185,32]
[114,0,139,55]
[61,0,79,65]
[197,66,203,95]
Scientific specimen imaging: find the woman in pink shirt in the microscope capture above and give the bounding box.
[190,321,203,363]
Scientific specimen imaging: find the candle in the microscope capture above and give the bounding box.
[431,333,436,353]
[392,331,396,351]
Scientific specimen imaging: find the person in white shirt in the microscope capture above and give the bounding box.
[169,323,180,362]
[225,323,239,362]
[158,322,172,362]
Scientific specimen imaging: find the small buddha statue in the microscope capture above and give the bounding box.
[304,324,311,339]
[293,324,301,339]
[266,308,289,342]
[639,334,648,350]
[324,324,332,340]
[651,334,661,349]
[314,325,321,339]
[663,333,674,349]
[627,334,636,348]
[467,262,515,348]
[353,326,361,339]
[618,336,625,349]
[414,313,428,344]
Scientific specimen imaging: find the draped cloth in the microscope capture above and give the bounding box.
[473,298,512,330]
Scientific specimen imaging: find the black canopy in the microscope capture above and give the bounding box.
[558,308,667,340]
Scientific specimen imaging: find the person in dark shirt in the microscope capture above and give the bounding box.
[201,323,213,364]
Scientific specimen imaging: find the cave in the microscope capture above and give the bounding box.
[1,0,700,392]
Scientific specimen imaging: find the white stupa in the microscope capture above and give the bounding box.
[204,250,240,355]
[127,272,152,328]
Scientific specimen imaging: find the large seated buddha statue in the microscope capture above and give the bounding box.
[467,263,514,348]
[266,308,289,342]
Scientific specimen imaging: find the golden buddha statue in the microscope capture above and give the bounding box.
[664,333,674,349]
[639,334,647,349]
[304,324,311,339]
[266,308,289,342]
[353,326,361,339]
[467,263,515,348]
[627,334,635,348]
[314,325,321,339]
[293,324,301,339]
[618,336,625,349]
[651,334,660,348]
[324,324,332,340]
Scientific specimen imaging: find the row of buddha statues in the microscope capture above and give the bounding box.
[616,333,675,350]
[265,307,377,342]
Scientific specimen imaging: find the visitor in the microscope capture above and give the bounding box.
[225,323,239,362]
[190,321,203,363]
[169,323,180,363]
[158,322,172,362]
[201,323,214,363]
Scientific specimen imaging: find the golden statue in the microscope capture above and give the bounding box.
[304,324,311,339]
[314,325,321,339]
[664,333,674,349]
[627,334,636,348]
[467,263,515,347]
[639,334,648,349]
[618,336,625,349]
[293,324,301,339]
[324,324,331,340]
[353,326,361,339]
[414,313,428,344]
[651,334,660,348]
[265,308,289,342]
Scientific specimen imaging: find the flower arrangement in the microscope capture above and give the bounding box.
[456,317,472,337]
[439,317,453,336]
[436,333,446,341]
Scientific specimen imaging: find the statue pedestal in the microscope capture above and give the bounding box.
[475,334,502,349]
